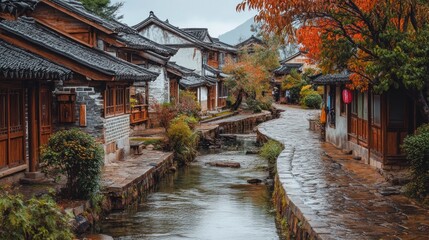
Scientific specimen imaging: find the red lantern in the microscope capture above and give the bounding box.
[342,89,353,104]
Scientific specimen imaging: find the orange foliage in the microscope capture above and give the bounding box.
[237,0,426,89]
[296,25,322,62]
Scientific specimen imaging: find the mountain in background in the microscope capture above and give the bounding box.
[219,17,256,45]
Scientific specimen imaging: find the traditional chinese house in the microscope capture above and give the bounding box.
[27,0,179,127]
[313,73,423,170]
[134,12,237,111]
[0,13,159,181]
[235,35,264,54]
[0,38,73,182]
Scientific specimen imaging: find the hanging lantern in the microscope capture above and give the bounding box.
[342,89,353,104]
[320,107,327,124]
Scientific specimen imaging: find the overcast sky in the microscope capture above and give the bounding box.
[111,0,257,37]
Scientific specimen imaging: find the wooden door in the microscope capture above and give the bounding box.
[39,86,52,146]
[0,87,25,170]
[208,85,216,110]
[386,90,409,160]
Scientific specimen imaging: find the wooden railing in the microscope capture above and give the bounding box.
[130,104,148,124]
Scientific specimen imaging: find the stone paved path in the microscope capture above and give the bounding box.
[258,105,429,240]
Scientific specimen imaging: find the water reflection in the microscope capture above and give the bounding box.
[101,135,280,240]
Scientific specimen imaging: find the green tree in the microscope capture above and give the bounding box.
[80,0,123,21]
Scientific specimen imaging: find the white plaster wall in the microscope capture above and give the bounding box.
[200,86,208,101]
[139,24,192,45]
[170,48,203,74]
[147,64,169,104]
[198,87,208,111]
[325,86,348,149]
[215,82,219,109]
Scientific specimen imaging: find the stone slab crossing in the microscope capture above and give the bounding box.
[258,105,429,239]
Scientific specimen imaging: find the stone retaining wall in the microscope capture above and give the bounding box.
[257,129,321,240]
[104,153,174,210]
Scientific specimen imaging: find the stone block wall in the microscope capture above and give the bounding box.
[53,85,105,141]
[104,114,130,163]
[53,84,131,163]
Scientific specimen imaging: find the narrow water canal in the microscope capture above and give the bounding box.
[100,135,280,239]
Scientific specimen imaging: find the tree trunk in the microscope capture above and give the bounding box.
[232,89,244,111]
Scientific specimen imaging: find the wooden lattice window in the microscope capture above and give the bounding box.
[125,87,131,113]
[105,88,115,117]
[105,86,130,117]
[115,87,125,114]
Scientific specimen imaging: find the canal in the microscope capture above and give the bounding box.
[100,135,281,239]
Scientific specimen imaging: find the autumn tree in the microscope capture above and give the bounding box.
[237,0,429,122]
[224,42,280,111]
[80,0,123,20]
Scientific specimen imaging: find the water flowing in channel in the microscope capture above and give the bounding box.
[100,135,280,240]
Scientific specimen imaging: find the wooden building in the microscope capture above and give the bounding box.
[272,63,303,103]
[0,38,73,182]
[27,0,178,127]
[0,14,158,181]
[313,74,421,170]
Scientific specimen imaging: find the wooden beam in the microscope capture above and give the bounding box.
[98,33,126,47]
[0,12,16,21]
[33,18,94,48]
[38,0,115,34]
[0,30,115,81]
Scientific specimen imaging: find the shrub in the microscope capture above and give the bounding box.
[303,92,322,109]
[166,117,198,165]
[40,129,104,200]
[260,140,284,162]
[171,114,199,130]
[0,192,73,240]
[151,102,177,129]
[402,124,429,200]
[245,96,273,113]
[299,84,313,98]
[177,90,201,117]
[246,98,263,113]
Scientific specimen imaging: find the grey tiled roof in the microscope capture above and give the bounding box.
[205,76,218,84]
[180,75,212,88]
[49,0,176,57]
[0,0,36,15]
[273,63,303,75]
[312,73,350,85]
[117,31,177,56]
[204,64,221,74]
[133,11,215,50]
[280,51,309,64]
[167,62,195,75]
[235,35,263,48]
[0,39,73,80]
[211,38,237,53]
[181,28,211,42]
[0,17,158,81]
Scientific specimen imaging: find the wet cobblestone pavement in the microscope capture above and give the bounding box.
[258,105,429,240]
